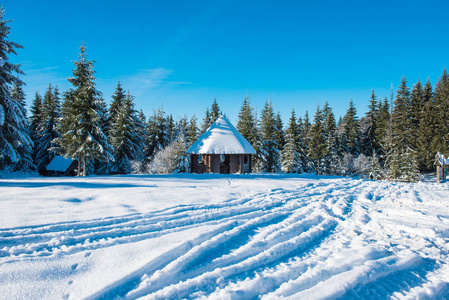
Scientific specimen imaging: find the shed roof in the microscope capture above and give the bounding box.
[187,115,256,154]
[46,156,76,172]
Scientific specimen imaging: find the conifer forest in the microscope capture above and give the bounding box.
[1,8,448,182]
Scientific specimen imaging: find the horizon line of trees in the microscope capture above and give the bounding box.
[1,9,448,182]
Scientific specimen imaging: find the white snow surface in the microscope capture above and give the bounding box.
[187,116,256,154]
[1,173,449,299]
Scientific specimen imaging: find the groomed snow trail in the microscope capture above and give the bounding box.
[0,175,448,299]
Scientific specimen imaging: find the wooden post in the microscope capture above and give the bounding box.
[437,165,441,183]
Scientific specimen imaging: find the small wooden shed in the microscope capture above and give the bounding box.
[46,156,78,176]
[434,152,449,183]
[187,115,256,174]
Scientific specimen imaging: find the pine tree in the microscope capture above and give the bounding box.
[29,92,43,162]
[362,90,379,156]
[308,105,326,174]
[375,97,390,162]
[322,102,339,175]
[187,114,198,145]
[145,107,170,160]
[433,69,449,154]
[107,92,142,174]
[236,93,257,146]
[416,79,436,172]
[167,114,175,142]
[35,84,60,173]
[135,109,147,161]
[391,76,411,151]
[281,110,302,173]
[210,98,221,122]
[0,8,32,170]
[341,100,361,157]
[200,108,212,134]
[108,81,126,136]
[53,45,113,176]
[275,112,285,151]
[256,99,281,172]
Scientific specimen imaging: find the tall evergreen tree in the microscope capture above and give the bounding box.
[29,92,43,161]
[308,105,326,174]
[322,102,339,175]
[391,76,411,151]
[341,100,361,156]
[376,97,390,162]
[135,109,147,161]
[236,93,257,146]
[200,108,212,134]
[256,99,281,172]
[0,8,32,170]
[362,90,379,156]
[108,82,126,135]
[54,45,113,176]
[210,98,221,122]
[144,107,170,160]
[416,78,436,171]
[275,111,285,151]
[187,114,198,145]
[107,92,142,174]
[433,69,449,154]
[35,84,60,173]
[281,109,302,173]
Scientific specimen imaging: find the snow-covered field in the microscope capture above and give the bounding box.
[1,174,449,299]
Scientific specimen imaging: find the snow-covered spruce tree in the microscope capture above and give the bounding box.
[29,92,43,159]
[341,100,361,157]
[107,92,143,174]
[236,93,257,147]
[432,69,449,155]
[107,81,126,136]
[10,82,34,172]
[135,109,147,161]
[375,97,390,163]
[0,8,33,170]
[210,98,221,123]
[281,110,302,173]
[53,45,113,176]
[307,105,326,175]
[144,108,170,162]
[368,151,383,180]
[148,134,189,174]
[300,112,311,172]
[200,108,211,135]
[275,111,285,151]
[362,90,380,157]
[34,84,60,174]
[322,102,340,175]
[416,79,436,172]
[255,99,281,173]
[187,114,198,145]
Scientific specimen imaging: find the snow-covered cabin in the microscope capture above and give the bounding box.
[434,152,449,182]
[187,115,256,174]
[46,156,78,176]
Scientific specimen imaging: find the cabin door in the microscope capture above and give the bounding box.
[220,155,230,174]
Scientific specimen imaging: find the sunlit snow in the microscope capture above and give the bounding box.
[0,173,448,299]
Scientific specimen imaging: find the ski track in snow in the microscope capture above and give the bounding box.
[1,176,449,299]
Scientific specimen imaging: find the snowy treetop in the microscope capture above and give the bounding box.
[187,115,256,154]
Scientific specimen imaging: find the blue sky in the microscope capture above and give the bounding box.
[5,0,449,124]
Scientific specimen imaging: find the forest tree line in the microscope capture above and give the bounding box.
[1,9,449,181]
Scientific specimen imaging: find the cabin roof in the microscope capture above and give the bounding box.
[187,115,256,154]
[46,156,76,172]
[434,152,449,166]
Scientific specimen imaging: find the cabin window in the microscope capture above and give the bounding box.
[198,154,202,163]
[244,155,249,164]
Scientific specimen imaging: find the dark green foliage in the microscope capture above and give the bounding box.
[432,69,449,154]
[54,45,113,176]
[341,100,361,156]
[210,98,221,122]
[107,92,143,174]
[362,90,380,156]
[145,107,170,160]
[187,114,198,145]
[308,105,326,174]
[322,102,339,175]
[236,93,257,146]
[256,99,281,172]
[281,109,302,173]
[35,84,60,173]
